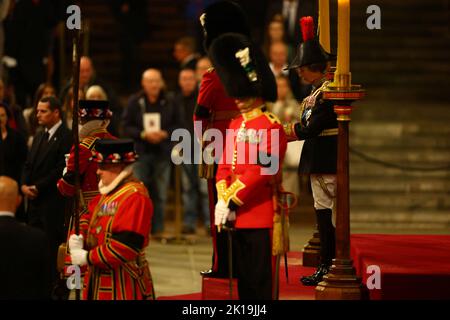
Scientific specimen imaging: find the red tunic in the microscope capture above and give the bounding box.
[79,180,154,300]
[194,68,239,136]
[216,108,287,229]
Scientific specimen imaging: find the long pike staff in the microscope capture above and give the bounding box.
[71,27,82,301]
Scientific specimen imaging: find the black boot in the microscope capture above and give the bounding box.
[316,208,335,266]
[300,263,330,286]
[300,209,335,286]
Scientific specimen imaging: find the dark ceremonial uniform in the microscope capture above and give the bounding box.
[284,15,338,286]
[216,107,287,299]
[79,180,154,300]
[292,78,338,174]
[287,78,338,280]
[194,67,239,277]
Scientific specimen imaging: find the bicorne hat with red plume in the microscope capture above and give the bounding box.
[286,16,335,70]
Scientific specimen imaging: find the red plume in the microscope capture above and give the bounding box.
[300,16,314,42]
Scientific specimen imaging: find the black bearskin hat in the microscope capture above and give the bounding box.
[210,33,277,102]
[200,1,251,51]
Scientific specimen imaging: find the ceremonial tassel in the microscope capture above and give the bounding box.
[300,16,315,42]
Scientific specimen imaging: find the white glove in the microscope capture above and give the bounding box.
[68,234,84,252]
[70,248,88,266]
[214,199,230,226]
[227,211,236,222]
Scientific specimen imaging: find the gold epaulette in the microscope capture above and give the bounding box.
[80,136,100,150]
[264,111,281,125]
[206,67,215,73]
[223,179,245,206]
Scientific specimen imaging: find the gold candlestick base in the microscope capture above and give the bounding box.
[315,258,363,300]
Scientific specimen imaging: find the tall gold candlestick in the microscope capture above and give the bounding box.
[319,0,330,52]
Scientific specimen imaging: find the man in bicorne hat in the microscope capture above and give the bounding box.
[194,0,251,279]
[68,139,155,300]
[284,16,337,286]
[210,32,287,299]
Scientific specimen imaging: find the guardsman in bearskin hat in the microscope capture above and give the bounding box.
[194,0,252,278]
[56,99,116,297]
[68,139,155,300]
[210,32,287,299]
[284,16,337,286]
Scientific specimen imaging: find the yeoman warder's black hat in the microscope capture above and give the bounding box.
[78,99,112,120]
[92,139,137,164]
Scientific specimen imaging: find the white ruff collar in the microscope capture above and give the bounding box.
[98,165,134,195]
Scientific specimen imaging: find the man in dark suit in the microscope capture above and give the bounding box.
[0,176,51,299]
[21,96,72,288]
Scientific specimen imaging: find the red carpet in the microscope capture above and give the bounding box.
[159,234,450,300]
[351,234,450,300]
[158,251,317,300]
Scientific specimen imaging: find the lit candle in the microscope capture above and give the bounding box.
[337,0,350,76]
[318,0,330,52]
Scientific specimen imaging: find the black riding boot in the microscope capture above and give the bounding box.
[301,208,335,286]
